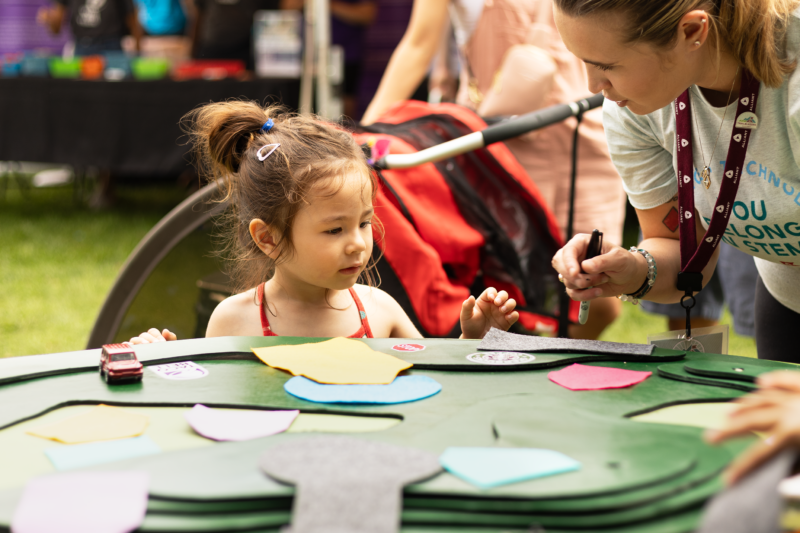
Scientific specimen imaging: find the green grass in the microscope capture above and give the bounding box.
[0,183,189,357]
[0,181,757,359]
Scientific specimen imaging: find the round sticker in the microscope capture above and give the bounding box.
[466,352,535,365]
[392,343,426,352]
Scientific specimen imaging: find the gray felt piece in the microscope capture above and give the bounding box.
[259,436,441,533]
[478,328,656,356]
[697,449,795,533]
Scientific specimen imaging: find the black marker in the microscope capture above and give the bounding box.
[578,229,604,325]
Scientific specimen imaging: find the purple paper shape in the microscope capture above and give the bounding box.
[12,471,148,533]
[184,404,300,441]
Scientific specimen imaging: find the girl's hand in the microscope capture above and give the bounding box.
[128,328,177,345]
[551,233,647,301]
[459,288,518,339]
[704,371,800,485]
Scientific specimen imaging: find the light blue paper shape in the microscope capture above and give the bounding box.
[284,375,441,404]
[439,447,581,489]
[45,436,161,471]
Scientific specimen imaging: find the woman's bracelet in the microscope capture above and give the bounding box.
[617,247,657,305]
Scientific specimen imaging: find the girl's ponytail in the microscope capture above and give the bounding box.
[183,101,272,180]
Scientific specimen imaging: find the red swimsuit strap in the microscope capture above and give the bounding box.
[257,283,373,338]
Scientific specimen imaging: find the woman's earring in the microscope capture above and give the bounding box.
[694,40,701,47]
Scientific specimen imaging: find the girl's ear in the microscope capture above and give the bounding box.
[249,219,278,257]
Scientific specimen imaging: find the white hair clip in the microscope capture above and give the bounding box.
[257,143,280,161]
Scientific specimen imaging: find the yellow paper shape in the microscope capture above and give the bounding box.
[27,405,149,444]
[252,337,412,384]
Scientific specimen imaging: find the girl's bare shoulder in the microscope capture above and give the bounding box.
[206,288,263,337]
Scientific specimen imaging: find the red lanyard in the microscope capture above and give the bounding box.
[674,69,761,290]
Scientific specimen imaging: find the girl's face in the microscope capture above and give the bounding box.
[554,9,700,116]
[279,172,374,292]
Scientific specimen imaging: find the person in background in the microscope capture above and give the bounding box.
[281,0,377,120]
[37,0,143,55]
[136,0,186,36]
[189,0,279,70]
[362,0,627,340]
[357,0,426,117]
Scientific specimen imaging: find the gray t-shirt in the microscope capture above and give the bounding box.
[603,12,800,314]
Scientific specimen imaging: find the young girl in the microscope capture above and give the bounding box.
[131,101,517,344]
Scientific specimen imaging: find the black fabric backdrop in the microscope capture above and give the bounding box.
[0,78,299,175]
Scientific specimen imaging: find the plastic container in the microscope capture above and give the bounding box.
[49,58,82,79]
[131,58,170,80]
[22,55,51,77]
[81,56,105,79]
[103,51,131,79]
[1,54,23,78]
[173,60,245,81]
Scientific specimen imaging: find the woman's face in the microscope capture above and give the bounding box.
[554,9,700,116]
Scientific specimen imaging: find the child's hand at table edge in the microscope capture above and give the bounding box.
[127,328,177,345]
[459,287,518,340]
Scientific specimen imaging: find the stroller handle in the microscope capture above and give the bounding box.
[376,93,604,170]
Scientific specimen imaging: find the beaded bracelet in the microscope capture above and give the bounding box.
[617,247,657,305]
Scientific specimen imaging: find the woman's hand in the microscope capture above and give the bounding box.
[459,288,519,339]
[551,233,647,302]
[705,371,800,485]
[128,328,177,345]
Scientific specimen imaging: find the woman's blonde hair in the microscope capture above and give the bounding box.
[554,0,800,87]
[182,101,382,294]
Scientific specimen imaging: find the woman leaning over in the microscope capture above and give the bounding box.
[551,0,800,363]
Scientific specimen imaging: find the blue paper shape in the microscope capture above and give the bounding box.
[284,375,442,404]
[45,436,161,471]
[439,447,581,489]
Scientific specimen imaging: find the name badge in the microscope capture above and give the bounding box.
[735,112,758,130]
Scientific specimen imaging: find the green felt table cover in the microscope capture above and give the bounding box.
[683,359,793,382]
[0,338,784,532]
[658,353,799,392]
[0,336,686,387]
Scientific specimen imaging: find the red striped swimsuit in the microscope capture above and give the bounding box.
[256,282,374,339]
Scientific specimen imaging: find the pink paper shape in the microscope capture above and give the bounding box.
[184,404,300,441]
[548,364,652,391]
[12,471,148,533]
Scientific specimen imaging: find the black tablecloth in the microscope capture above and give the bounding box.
[0,78,299,175]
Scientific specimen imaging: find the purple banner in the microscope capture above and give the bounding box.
[0,0,71,56]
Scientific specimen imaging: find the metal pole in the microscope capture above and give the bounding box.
[314,0,331,118]
[299,0,314,114]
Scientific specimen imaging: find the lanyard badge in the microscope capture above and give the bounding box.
[673,69,761,346]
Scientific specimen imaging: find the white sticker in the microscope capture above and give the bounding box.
[466,352,535,365]
[148,361,209,380]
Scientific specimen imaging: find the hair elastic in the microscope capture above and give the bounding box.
[257,143,280,161]
[261,118,274,133]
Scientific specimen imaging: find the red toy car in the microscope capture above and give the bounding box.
[99,344,143,384]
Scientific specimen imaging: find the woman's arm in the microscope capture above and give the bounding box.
[553,196,720,304]
[360,0,449,125]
